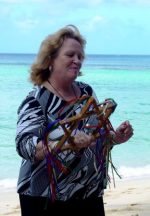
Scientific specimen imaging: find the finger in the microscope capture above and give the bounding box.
[121,120,132,128]
[124,120,130,125]
[124,125,134,134]
[124,131,134,141]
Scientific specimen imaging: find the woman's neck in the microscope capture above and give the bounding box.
[48,77,74,92]
[46,77,78,101]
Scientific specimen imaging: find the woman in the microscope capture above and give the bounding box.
[16,25,133,216]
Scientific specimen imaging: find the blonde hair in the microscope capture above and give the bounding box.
[30,25,86,85]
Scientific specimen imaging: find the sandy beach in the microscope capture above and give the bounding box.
[104,178,150,216]
[0,178,150,216]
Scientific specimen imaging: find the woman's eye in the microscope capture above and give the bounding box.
[78,55,83,60]
[67,53,73,57]
[66,53,83,61]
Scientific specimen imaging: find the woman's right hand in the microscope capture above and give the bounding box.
[73,131,96,149]
[35,141,46,160]
[35,131,96,160]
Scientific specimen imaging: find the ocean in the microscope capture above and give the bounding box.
[0,53,150,190]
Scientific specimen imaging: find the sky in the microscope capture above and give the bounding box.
[0,0,150,55]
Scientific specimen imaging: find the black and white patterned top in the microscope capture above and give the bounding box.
[16,81,107,201]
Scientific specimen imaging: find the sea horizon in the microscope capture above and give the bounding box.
[1,53,150,70]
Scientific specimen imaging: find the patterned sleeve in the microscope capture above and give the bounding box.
[15,96,47,161]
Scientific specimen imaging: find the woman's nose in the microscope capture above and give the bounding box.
[72,55,81,64]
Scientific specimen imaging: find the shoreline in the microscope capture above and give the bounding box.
[0,178,150,216]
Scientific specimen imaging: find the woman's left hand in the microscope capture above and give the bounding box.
[113,120,134,144]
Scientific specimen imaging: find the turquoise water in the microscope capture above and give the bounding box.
[0,54,150,189]
[80,69,150,168]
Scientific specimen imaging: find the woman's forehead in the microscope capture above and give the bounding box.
[60,38,84,52]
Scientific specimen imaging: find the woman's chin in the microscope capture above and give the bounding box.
[70,70,79,78]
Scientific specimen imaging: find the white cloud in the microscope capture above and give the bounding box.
[113,0,150,5]
[0,0,47,2]
[0,0,22,2]
[0,0,98,4]
[89,15,103,27]
[81,0,103,6]
[1,0,150,6]
[135,0,150,4]
[0,1,42,32]
[15,19,39,32]
[83,0,103,6]
[0,6,10,17]
[83,15,104,31]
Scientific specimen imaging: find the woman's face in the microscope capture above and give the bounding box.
[51,38,84,81]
